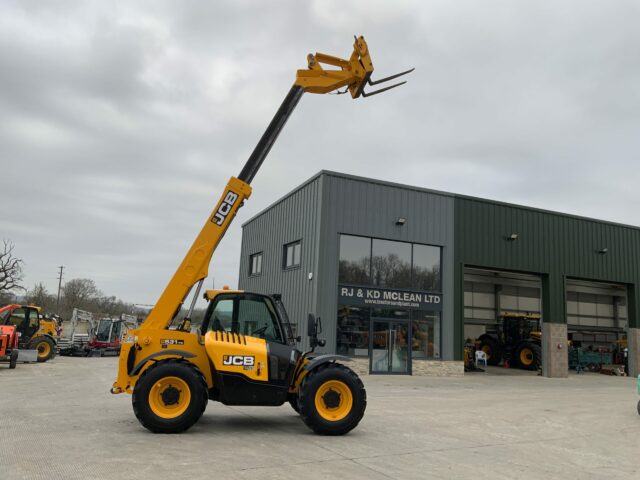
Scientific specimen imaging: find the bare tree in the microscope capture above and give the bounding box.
[26,282,56,311]
[61,278,101,318]
[0,239,24,296]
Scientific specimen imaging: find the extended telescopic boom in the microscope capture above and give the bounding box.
[140,35,413,331]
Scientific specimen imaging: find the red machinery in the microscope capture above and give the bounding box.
[0,325,19,369]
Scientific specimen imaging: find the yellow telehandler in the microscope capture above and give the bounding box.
[111,36,412,435]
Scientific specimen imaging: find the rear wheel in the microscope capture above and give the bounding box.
[514,343,541,371]
[9,350,18,369]
[132,360,208,433]
[30,336,56,362]
[479,337,502,366]
[299,363,366,435]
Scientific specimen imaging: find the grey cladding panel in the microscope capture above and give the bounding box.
[239,176,322,345]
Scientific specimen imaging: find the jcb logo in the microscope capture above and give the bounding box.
[222,355,255,366]
[212,191,239,226]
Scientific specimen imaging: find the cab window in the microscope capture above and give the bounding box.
[7,308,28,327]
[204,295,283,344]
[237,297,283,343]
[28,309,40,329]
[208,299,233,332]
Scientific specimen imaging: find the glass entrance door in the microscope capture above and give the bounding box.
[370,321,410,374]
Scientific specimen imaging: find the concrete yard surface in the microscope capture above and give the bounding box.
[0,357,638,480]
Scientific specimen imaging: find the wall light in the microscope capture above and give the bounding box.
[598,248,608,254]
[506,233,518,241]
[396,217,406,226]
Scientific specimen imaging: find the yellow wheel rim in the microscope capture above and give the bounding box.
[314,380,353,422]
[481,345,492,359]
[148,376,191,419]
[520,348,533,366]
[37,341,51,359]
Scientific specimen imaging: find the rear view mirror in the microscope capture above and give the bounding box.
[307,314,316,337]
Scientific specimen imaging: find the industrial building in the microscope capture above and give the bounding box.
[238,171,639,378]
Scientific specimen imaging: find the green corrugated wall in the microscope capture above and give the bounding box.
[453,197,640,360]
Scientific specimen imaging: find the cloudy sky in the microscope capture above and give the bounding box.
[2,1,639,307]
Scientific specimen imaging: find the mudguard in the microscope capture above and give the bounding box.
[130,349,197,376]
[304,354,351,372]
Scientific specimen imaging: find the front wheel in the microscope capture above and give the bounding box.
[287,392,301,414]
[132,360,208,433]
[299,363,366,435]
[514,343,541,371]
[9,350,18,369]
[30,336,56,362]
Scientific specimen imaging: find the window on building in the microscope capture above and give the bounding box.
[338,235,371,284]
[412,244,441,291]
[371,238,411,289]
[336,305,370,356]
[249,252,263,276]
[283,241,301,269]
[411,310,441,359]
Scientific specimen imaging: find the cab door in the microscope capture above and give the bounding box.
[201,293,300,405]
[7,307,38,346]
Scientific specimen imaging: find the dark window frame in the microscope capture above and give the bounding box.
[282,240,302,270]
[201,292,286,344]
[249,252,263,277]
[337,233,443,293]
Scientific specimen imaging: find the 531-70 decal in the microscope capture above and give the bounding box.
[160,339,184,349]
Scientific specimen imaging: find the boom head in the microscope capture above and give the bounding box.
[295,35,413,98]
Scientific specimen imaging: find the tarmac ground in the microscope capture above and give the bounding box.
[0,356,638,480]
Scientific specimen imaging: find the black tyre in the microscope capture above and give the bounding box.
[479,337,502,366]
[514,343,541,371]
[9,350,18,369]
[30,336,56,362]
[298,363,366,435]
[288,392,301,414]
[132,359,208,433]
[637,399,640,416]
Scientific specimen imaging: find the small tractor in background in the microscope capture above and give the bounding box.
[478,312,542,370]
[0,304,58,362]
[0,324,19,369]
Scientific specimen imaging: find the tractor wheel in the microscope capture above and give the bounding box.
[30,336,56,362]
[479,337,502,366]
[298,363,366,435]
[132,359,208,434]
[287,392,301,414]
[514,343,541,371]
[9,350,18,369]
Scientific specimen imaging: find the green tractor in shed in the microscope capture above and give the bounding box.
[478,312,542,371]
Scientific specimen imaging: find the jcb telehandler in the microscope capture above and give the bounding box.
[111,35,412,435]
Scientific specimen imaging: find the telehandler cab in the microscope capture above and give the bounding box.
[111,36,412,435]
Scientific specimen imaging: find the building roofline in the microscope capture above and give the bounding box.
[242,170,640,231]
[241,171,325,227]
